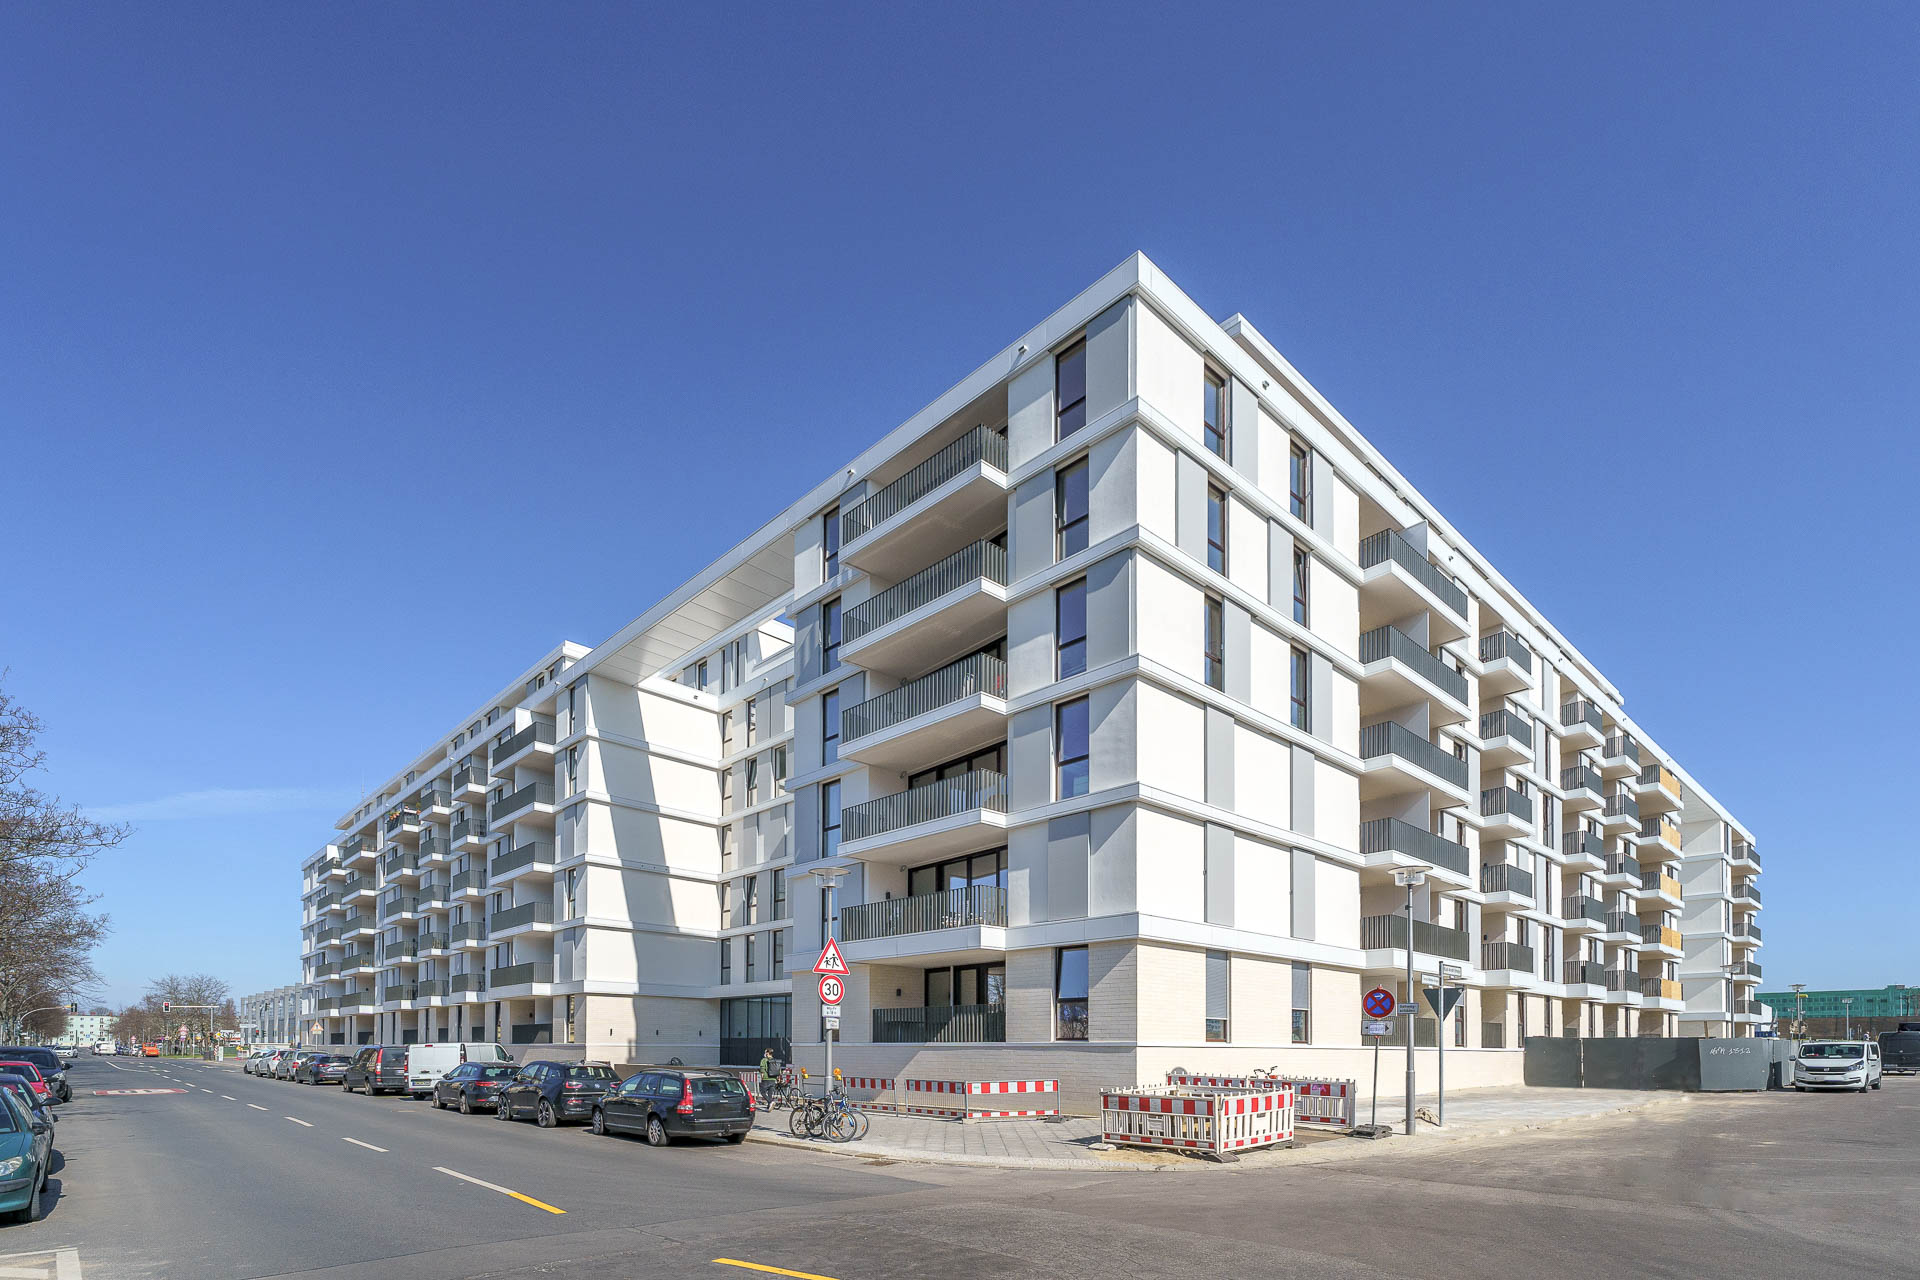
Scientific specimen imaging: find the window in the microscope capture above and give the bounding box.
[719,880,732,928]
[745,933,757,983]
[821,688,840,764]
[1054,946,1090,1040]
[1291,965,1312,1043]
[1056,579,1087,679]
[746,757,759,806]
[721,764,733,811]
[1056,698,1090,799]
[773,745,788,793]
[746,697,758,745]
[1203,367,1228,459]
[1205,950,1230,1042]
[823,507,840,580]
[565,745,579,797]
[1292,546,1310,625]
[745,874,759,925]
[1056,339,1087,439]
[564,868,578,919]
[696,660,708,690]
[566,683,580,736]
[771,928,784,972]
[1289,444,1311,522]
[1056,457,1089,560]
[1206,485,1227,573]
[821,780,841,859]
[822,598,842,673]
[1289,646,1310,729]
[1203,596,1225,690]
[719,938,730,985]
[772,869,786,920]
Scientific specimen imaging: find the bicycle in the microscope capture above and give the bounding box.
[788,1085,867,1142]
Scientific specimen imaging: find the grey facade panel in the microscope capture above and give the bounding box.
[1204,822,1235,927]
[1310,450,1336,539]
[1008,825,1047,926]
[1084,297,1131,425]
[793,602,823,688]
[1291,745,1315,838]
[1225,601,1253,704]
[1084,551,1132,670]
[1007,706,1053,812]
[1291,848,1316,940]
[1229,378,1258,478]
[1009,472,1055,586]
[1268,520,1289,610]
[792,784,820,864]
[1309,652,1333,742]
[1175,450,1207,564]
[1047,813,1091,922]
[1205,707,1235,809]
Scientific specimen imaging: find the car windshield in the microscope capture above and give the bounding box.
[1801,1044,1864,1059]
[0,1063,42,1082]
[567,1066,617,1081]
[691,1077,746,1099]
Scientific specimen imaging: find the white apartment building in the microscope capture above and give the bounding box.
[299,254,1759,1106]
[237,985,305,1046]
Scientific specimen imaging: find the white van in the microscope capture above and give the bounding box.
[1793,1040,1883,1092]
[403,1042,513,1097]
[93,1042,116,1056]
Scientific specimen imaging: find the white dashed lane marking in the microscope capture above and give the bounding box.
[341,1138,387,1152]
[247,1104,268,1111]
[221,1096,236,1101]
[286,1117,313,1127]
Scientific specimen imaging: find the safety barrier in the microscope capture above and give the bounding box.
[1165,1070,1357,1128]
[902,1077,1059,1120]
[836,1075,897,1108]
[1101,1085,1295,1157]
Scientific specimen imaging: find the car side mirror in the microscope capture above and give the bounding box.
[31,1119,50,1134]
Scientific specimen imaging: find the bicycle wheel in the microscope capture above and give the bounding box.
[788,1101,813,1138]
[850,1107,869,1141]
[826,1109,858,1143]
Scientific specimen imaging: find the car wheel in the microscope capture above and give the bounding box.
[590,1108,606,1136]
[496,1097,513,1121]
[15,1174,43,1224]
[1872,1080,1882,1090]
[725,1131,746,1144]
[646,1115,668,1147]
[537,1100,556,1129]
[432,1093,445,1110]
[460,1093,473,1116]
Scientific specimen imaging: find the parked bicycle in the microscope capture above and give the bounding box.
[787,1084,868,1142]
[762,1065,809,1111]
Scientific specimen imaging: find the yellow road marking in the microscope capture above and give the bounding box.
[506,1190,566,1214]
[432,1166,565,1214]
[712,1260,842,1280]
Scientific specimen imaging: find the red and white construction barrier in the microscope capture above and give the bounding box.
[902,1078,1060,1120]
[1101,1085,1295,1157]
[1165,1070,1356,1128]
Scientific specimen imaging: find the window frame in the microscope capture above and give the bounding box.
[1202,366,1229,459]
[1289,443,1312,522]
[821,688,841,764]
[1206,484,1228,574]
[821,598,842,673]
[1289,645,1310,729]
[822,506,841,580]
[1055,456,1090,561]
[1055,697,1091,800]
[1054,945,1090,1041]
[1055,339,1088,440]
[1203,595,1226,691]
[821,779,841,860]
[1292,545,1310,626]
[1055,578,1088,680]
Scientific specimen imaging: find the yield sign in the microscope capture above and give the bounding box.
[812,938,850,976]
[1422,986,1464,1020]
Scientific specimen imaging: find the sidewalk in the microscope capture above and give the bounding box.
[746,1085,1689,1172]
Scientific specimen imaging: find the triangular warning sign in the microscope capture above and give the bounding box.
[812,938,850,976]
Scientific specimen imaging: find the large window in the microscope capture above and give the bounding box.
[745,874,759,925]
[1056,457,1089,560]
[1203,595,1225,690]
[1206,485,1227,574]
[745,933,757,983]
[1056,579,1087,679]
[719,938,731,986]
[906,848,1007,899]
[1205,949,1230,1042]
[907,744,1004,791]
[745,757,759,806]
[1055,946,1090,1040]
[1203,367,1228,459]
[1291,964,1312,1043]
[822,506,840,580]
[1292,546,1310,626]
[821,688,840,764]
[821,779,841,860]
[822,598,842,673]
[1056,698,1090,799]
[1289,443,1311,522]
[772,869,786,920]
[1290,646,1310,729]
[1056,339,1087,439]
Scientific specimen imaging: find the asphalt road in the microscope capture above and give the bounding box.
[2,1056,1915,1280]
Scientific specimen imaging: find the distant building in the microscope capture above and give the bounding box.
[238,985,307,1045]
[1756,985,1917,1022]
[50,1013,114,1046]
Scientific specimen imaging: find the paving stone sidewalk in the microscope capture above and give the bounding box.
[746,1085,1690,1172]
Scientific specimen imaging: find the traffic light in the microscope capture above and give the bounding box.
[66,1002,77,1014]
[162,1001,172,1012]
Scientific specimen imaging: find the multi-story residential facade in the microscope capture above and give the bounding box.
[300,254,1760,1105]
[237,986,305,1046]
[51,1013,114,1048]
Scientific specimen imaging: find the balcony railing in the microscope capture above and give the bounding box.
[453,766,487,792]
[451,815,487,844]
[1562,895,1605,924]
[1733,883,1762,905]
[1640,976,1682,1000]
[1734,1000,1760,1016]
[418,788,451,810]
[450,869,487,895]
[1562,830,1605,861]
[840,886,1007,943]
[843,652,1007,743]
[381,983,417,1003]
[490,902,555,932]
[338,836,374,858]
[1604,734,1641,765]
[1479,708,1532,747]
[1564,960,1608,987]
[418,880,451,904]
[491,720,557,767]
[841,425,1009,543]
[1375,1019,1439,1048]
[416,933,449,953]
[314,961,341,978]
[1734,842,1762,867]
[341,874,371,895]
[1359,626,1468,703]
[1605,969,1631,992]
[490,783,555,823]
[383,809,419,836]
[1640,817,1681,847]
[382,850,417,876]
[1479,862,1534,898]
[414,980,449,999]
[418,836,447,861]
[450,972,487,994]
[1737,961,1763,979]
[1360,914,1470,961]
[1358,529,1468,617]
[382,939,417,960]
[342,912,370,931]
[1640,871,1682,900]
[1562,700,1604,734]
[1359,720,1468,789]
[842,769,1007,842]
[490,843,553,878]
[844,538,1007,642]
[1560,764,1603,796]
[378,896,419,920]
[1480,785,1534,825]
[489,962,554,987]
[1605,854,1642,882]
[1639,762,1681,795]
[1482,1022,1507,1048]
[1477,630,1533,672]
[1605,912,1640,936]
[1604,792,1640,823]
[1481,940,1536,973]
[872,1003,1005,1044]
[1359,818,1469,877]
[450,921,488,947]
[1736,922,1763,942]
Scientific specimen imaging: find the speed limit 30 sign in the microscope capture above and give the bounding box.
[818,974,844,1006]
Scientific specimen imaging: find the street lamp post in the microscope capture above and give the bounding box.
[1393,866,1431,1138]
[1790,983,1807,1040]
[1842,997,1854,1040]
[809,866,848,1093]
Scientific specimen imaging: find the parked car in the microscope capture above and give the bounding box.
[496,1061,619,1127]
[400,1042,512,1098]
[342,1045,410,1096]
[295,1054,352,1085]
[0,1074,54,1134]
[1794,1040,1884,1092]
[1878,1026,1920,1076]
[142,1044,160,1057]
[0,1086,53,1224]
[432,1062,517,1113]
[242,1050,269,1076]
[0,1064,52,1108]
[589,1068,753,1146]
[274,1050,319,1081]
[0,1049,68,1103]
[93,1042,116,1056]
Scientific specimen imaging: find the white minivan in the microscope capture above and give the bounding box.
[1793,1040,1883,1092]
[403,1042,513,1097]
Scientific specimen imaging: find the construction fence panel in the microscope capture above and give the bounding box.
[902,1077,1060,1120]
[1164,1069,1356,1127]
[1101,1086,1296,1156]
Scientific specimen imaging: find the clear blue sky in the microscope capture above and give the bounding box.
[3,5,1913,1007]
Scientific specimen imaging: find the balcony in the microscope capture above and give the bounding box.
[452,766,488,799]
[1563,960,1608,991]
[1639,871,1682,907]
[417,836,450,867]
[336,993,376,1013]
[343,912,376,936]
[1732,841,1761,870]
[1479,785,1534,838]
[383,809,421,842]
[1358,529,1468,641]
[313,960,341,979]
[1478,707,1533,768]
[1637,816,1682,859]
[341,873,375,901]
[1635,762,1682,812]
[490,720,557,772]
[1603,912,1642,942]
[872,1003,1005,1044]
[1603,969,1638,1001]
[1479,861,1535,903]
[418,788,453,818]
[490,842,555,883]
[378,895,420,922]
[488,962,555,990]
[450,921,489,949]
[381,983,417,1004]
[382,849,419,882]
[450,868,488,899]
[1480,940,1536,981]
[1561,699,1605,750]
[1358,721,1468,800]
[1359,626,1469,723]
[1600,733,1641,778]
[490,901,556,935]
[1639,976,1683,1002]
[418,880,451,909]
[1359,818,1470,880]
[316,925,341,946]
[341,950,376,973]
[1476,630,1533,696]
[839,425,1010,580]
[1559,764,1604,812]
[841,770,1008,860]
[1731,882,1762,907]
[451,815,489,851]
[1602,853,1642,886]
[842,538,1008,675]
[839,887,1008,965]
[840,651,1008,771]
[414,979,449,1000]
[339,835,377,866]
[382,938,418,961]
[416,932,450,955]
[450,972,487,996]
[490,782,557,826]
[1359,914,1470,963]
[1601,791,1640,832]
[1733,922,1763,947]
[1562,895,1606,930]
[1736,960,1763,981]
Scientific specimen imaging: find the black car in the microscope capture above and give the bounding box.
[1880,1026,1920,1076]
[432,1062,516,1113]
[0,1048,69,1103]
[589,1069,752,1145]
[495,1061,618,1127]
[342,1045,410,1096]
[295,1053,352,1085]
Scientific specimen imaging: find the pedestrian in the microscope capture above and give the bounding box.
[759,1047,776,1106]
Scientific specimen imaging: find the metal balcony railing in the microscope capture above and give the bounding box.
[342,912,370,931]
[1640,871,1681,899]
[338,836,374,858]
[1562,830,1605,861]
[842,770,1007,842]
[451,815,487,843]
[1481,940,1536,972]
[450,921,489,947]
[450,869,486,895]
[1359,626,1468,703]
[1358,529,1468,616]
[841,425,1009,543]
[1604,792,1640,822]
[1640,976,1682,1000]
[1605,912,1640,936]
[1479,708,1532,747]
[1561,700,1604,734]
[1736,922,1763,941]
[1359,720,1468,789]
[1359,818,1470,877]
[840,886,1007,943]
[453,766,487,792]
[491,721,556,768]
[1479,862,1534,898]
[490,902,555,932]
[1738,961,1763,979]
[1477,629,1533,671]
[418,788,451,810]
[418,880,451,904]
[1480,785,1534,825]
[450,973,487,994]
[1605,969,1631,992]
[491,783,555,822]
[383,939,417,960]
[382,850,417,876]
[1560,764,1603,796]
[490,843,552,878]
[1606,854,1642,882]
[379,896,420,920]
[844,538,1007,641]
[1360,914,1470,961]
[341,874,371,895]
[416,933,448,953]
[843,652,1008,743]
[1733,883,1762,905]
[381,984,416,1003]
[418,836,447,860]
[488,962,554,987]
[1639,762,1681,794]
[1564,960,1609,987]
[1604,734,1641,765]
[1639,817,1681,846]
[872,1004,1006,1044]
[414,980,449,999]
[1562,895,1606,924]
[1482,1023,1507,1048]
[383,809,419,835]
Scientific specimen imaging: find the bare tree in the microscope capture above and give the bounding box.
[143,974,235,1048]
[0,683,128,873]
